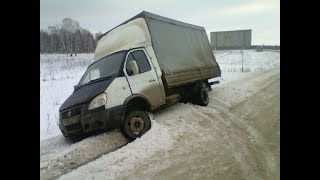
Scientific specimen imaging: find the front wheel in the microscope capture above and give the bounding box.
[121,110,151,141]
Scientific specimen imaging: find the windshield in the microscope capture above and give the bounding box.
[77,51,126,87]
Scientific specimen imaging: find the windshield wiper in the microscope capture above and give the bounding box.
[87,76,112,85]
[74,75,113,91]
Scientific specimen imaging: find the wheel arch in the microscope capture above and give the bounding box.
[123,94,152,114]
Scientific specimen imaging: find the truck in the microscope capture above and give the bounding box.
[58,11,221,140]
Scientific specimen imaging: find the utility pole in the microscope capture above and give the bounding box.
[216,33,218,51]
[241,47,244,72]
[241,31,245,72]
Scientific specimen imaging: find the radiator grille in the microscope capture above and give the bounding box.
[61,107,81,119]
[65,123,81,132]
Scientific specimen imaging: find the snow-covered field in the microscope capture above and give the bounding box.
[214,50,280,84]
[40,50,280,179]
[40,54,94,140]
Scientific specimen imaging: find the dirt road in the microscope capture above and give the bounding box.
[41,66,280,179]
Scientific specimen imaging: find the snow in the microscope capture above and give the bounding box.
[215,50,280,72]
[40,54,94,140]
[214,50,280,84]
[40,50,280,179]
[40,129,129,179]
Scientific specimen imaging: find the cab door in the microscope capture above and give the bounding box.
[123,48,164,108]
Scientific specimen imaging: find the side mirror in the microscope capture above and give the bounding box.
[127,60,139,75]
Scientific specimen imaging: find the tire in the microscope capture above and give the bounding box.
[193,85,209,106]
[121,110,151,141]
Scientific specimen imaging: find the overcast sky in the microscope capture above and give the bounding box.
[40,0,280,45]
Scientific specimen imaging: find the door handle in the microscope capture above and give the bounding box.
[148,79,156,82]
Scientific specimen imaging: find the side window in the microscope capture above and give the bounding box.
[132,50,151,73]
[126,50,151,74]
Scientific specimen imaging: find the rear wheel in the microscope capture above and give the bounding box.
[192,84,209,106]
[121,110,151,141]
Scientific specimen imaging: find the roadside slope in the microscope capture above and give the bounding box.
[58,67,280,179]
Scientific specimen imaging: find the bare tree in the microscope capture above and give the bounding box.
[61,18,80,56]
[95,32,103,43]
[40,18,97,54]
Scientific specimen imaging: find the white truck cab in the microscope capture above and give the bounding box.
[58,11,221,140]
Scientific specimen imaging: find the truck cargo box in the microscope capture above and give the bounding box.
[96,11,221,88]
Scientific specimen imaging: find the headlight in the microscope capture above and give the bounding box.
[88,93,107,110]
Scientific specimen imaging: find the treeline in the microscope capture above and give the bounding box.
[40,18,103,55]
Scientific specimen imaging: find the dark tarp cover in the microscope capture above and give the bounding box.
[103,11,221,88]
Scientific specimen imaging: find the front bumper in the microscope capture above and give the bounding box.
[58,104,124,137]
